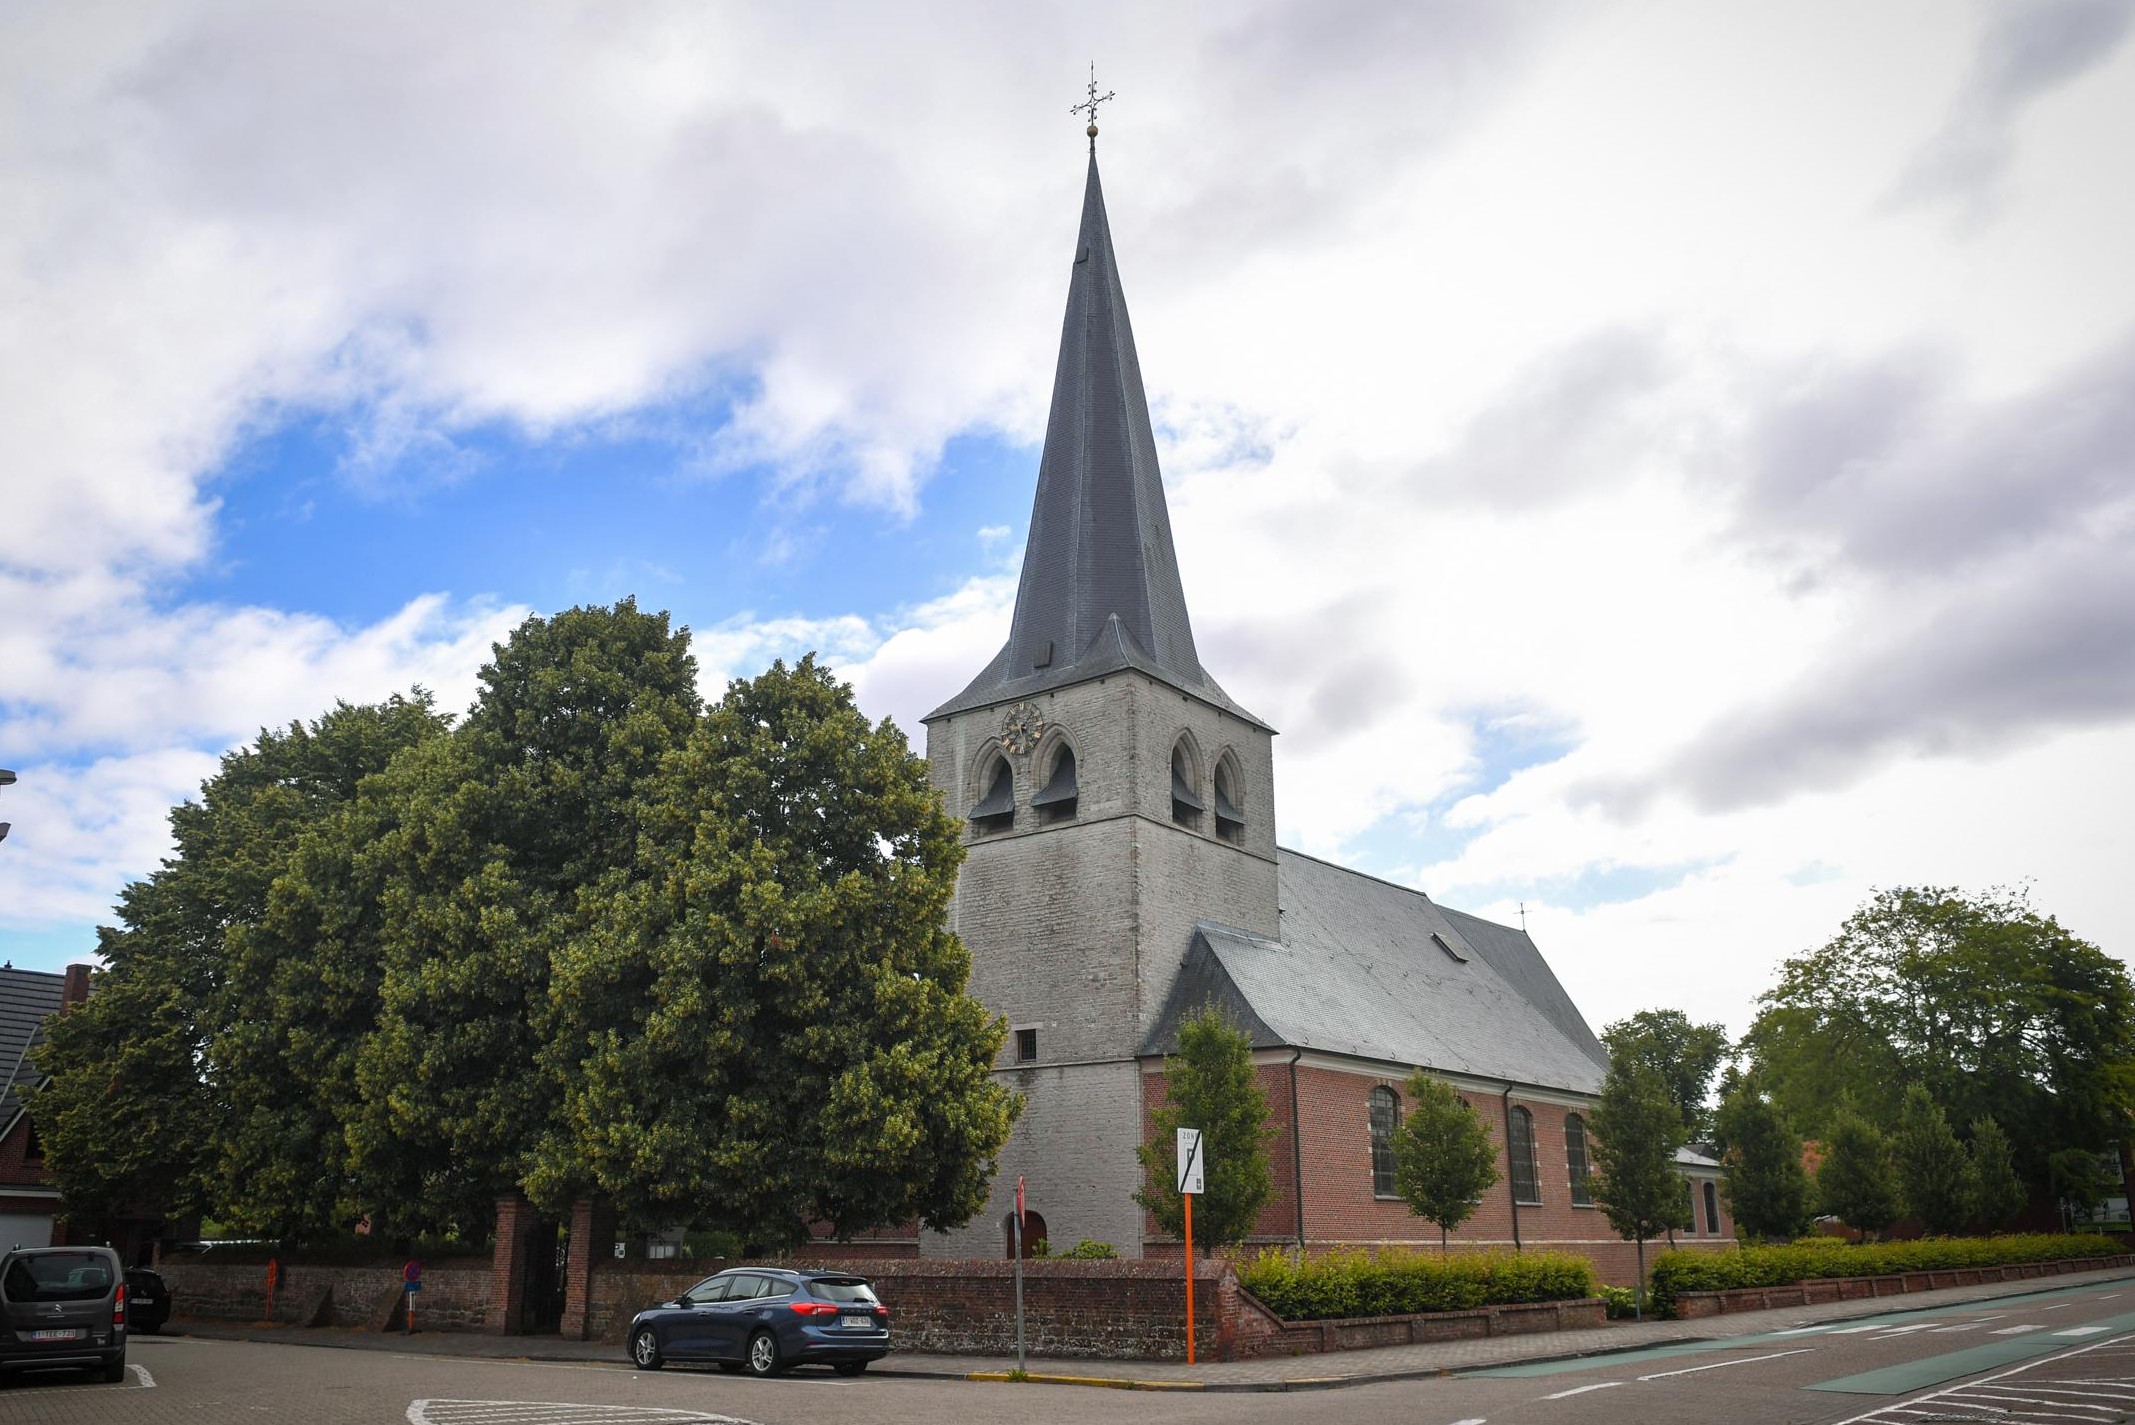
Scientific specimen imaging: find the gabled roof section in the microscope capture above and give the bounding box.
[0,968,66,1143]
[1141,850,1607,1095]
[927,155,1265,729]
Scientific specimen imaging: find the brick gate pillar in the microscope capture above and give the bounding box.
[488,1193,537,1334]
[559,1198,617,1341]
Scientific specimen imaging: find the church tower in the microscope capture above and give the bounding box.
[921,150,1278,1258]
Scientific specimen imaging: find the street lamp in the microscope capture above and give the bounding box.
[0,767,13,843]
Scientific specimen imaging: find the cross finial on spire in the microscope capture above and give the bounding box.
[1070,62,1115,150]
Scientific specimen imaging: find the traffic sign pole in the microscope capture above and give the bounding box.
[1183,1192,1195,1365]
[1014,1175,1027,1373]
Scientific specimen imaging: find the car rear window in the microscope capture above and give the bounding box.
[4,1253,115,1303]
[809,1277,878,1303]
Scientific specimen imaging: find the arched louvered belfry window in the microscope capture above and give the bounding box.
[1212,754,1244,843]
[1508,1106,1541,1205]
[1564,1113,1593,1206]
[969,753,1015,835]
[1170,739,1204,829]
[1369,1085,1401,1198]
[1033,739,1078,823]
[1703,1179,1721,1235]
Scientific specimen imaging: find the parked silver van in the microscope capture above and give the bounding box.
[0,1245,127,1383]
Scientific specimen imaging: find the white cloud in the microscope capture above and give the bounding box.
[4,0,2133,1037]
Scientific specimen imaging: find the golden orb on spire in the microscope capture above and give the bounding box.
[1087,122,1099,138]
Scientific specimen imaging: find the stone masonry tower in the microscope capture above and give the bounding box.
[921,152,1278,1258]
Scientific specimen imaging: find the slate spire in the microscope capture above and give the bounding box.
[928,154,1263,727]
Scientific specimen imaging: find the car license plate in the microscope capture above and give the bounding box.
[28,1328,83,1341]
[841,1313,874,1330]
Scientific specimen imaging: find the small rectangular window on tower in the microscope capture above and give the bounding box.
[1015,1027,1039,1063]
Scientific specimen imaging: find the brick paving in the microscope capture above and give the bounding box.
[163,1262,2135,1392]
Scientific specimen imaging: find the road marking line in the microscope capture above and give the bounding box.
[1825,1333,2135,1425]
[2055,1327,2114,1336]
[1826,1323,1896,1334]
[1447,1419,1487,1424]
[1539,1381,1625,1399]
[2044,1303,2077,1310]
[1928,1323,1987,1333]
[1995,1325,2048,1334]
[131,1362,156,1387]
[1775,1325,1831,1335]
[1938,1393,2107,1421]
[1637,1348,1814,1380]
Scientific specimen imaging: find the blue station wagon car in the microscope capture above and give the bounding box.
[627,1267,889,1377]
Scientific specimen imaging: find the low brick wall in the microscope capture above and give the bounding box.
[1229,1291,1604,1358]
[588,1257,1235,1360]
[1670,1252,2135,1318]
[158,1260,494,1331]
[587,1256,1607,1361]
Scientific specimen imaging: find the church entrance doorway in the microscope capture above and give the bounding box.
[1004,1210,1048,1259]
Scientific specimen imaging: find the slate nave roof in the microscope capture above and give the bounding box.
[1142,848,1611,1096]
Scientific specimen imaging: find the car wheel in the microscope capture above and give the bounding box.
[630,1327,664,1371]
[833,1360,868,1376]
[744,1329,782,1377]
[102,1356,128,1384]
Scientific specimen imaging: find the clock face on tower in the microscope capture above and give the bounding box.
[1000,702,1045,754]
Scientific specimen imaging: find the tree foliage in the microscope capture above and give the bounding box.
[1390,1072,1501,1254]
[1893,1085,1972,1236]
[348,600,703,1235]
[1742,887,2135,1192]
[1135,1008,1275,1251]
[1602,1009,1730,1143]
[31,694,445,1226]
[1817,1110,1899,1238]
[1967,1117,2025,1231]
[1713,1079,1812,1243]
[32,602,1021,1248]
[1589,1058,1689,1308]
[525,655,1018,1245]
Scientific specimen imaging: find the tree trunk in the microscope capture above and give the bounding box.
[1635,1236,1647,1320]
[1440,1225,1448,1259]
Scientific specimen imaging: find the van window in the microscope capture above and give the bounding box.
[3,1252,114,1302]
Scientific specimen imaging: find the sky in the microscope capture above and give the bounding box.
[3,0,2132,1040]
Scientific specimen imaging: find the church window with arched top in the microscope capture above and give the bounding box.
[1369,1085,1401,1198]
[1508,1106,1541,1205]
[1213,754,1244,843]
[1170,739,1204,829]
[1033,739,1079,823]
[969,753,1015,835]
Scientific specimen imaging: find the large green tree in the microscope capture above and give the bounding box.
[349,600,701,1234]
[1135,1008,1275,1252]
[1968,1117,2025,1231]
[1714,1079,1813,1243]
[1817,1109,1899,1239]
[1893,1085,1972,1236]
[1602,1009,1730,1143]
[1590,1058,1690,1313]
[524,656,1019,1245]
[1742,887,2135,1191]
[1391,1072,1501,1255]
[31,695,443,1226]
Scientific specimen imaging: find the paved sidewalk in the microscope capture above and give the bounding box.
[165,1262,2135,1394]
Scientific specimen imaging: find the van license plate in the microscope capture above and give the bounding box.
[29,1328,83,1341]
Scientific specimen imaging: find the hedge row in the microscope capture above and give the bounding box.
[1648,1234,2124,1317]
[1240,1248,1597,1321]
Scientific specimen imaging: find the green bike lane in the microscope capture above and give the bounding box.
[1468,1277,2135,1398]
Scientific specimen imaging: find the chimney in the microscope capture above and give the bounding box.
[61,963,91,1009]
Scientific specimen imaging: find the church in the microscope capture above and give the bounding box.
[912,139,1732,1275]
